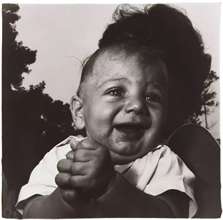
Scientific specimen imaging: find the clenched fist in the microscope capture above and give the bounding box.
[70,138,116,199]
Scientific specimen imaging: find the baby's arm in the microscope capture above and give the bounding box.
[95,173,188,217]
[23,188,86,218]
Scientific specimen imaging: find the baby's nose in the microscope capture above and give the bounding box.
[124,97,148,115]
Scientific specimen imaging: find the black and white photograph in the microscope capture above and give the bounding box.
[2,2,221,218]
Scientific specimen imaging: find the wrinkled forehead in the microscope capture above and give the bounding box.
[84,51,168,99]
[92,48,168,81]
[95,47,166,69]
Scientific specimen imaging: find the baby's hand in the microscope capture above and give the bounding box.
[70,138,115,199]
[56,151,90,209]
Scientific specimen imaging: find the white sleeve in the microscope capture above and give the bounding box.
[16,143,71,215]
[143,146,197,217]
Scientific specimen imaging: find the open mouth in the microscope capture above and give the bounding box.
[114,123,146,140]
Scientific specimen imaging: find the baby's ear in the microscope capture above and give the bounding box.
[70,95,85,130]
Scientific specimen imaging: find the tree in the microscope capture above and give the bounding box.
[2,4,74,196]
[2,3,37,190]
[4,82,74,193]
[164,67,219,139]
[190,70,219,128]
[2,4,36,93]
[200,70,219,129]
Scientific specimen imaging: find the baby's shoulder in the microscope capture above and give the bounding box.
[45,135,84,162]
[150,144,176,157]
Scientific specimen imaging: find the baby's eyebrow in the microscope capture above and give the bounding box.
[97,77,130,89]
[148,83,167,96]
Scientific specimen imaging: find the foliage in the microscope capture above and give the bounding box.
[190,70,219,127]
[2,4,36,92]
[2,4,74,195]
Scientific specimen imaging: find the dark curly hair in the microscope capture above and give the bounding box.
[98,4,211,138]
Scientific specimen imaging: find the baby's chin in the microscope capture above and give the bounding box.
[108,139,159,165]
[109,149,149,165]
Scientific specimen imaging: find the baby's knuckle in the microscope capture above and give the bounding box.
[76,149,87,159]
[74,149,81,158]
[70,163,77,174]
[66,151,74,160]
[70,176,83,189]
[57,160,63,171]
[61,190,70,200]
[70,176,77,187]
[76,140,84,149]
[70,139,78,150]
[55,173,61,185]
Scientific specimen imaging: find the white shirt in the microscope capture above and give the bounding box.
[16,135,197,217]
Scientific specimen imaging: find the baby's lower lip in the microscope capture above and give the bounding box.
[115,124,144,140]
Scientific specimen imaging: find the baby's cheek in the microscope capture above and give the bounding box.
[154,108,166,126]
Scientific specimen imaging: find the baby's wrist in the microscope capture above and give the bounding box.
[92,171,117,200]
[92,172,124,206]
[104,171,117,195]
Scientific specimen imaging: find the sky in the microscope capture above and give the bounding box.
[14,2,221,138]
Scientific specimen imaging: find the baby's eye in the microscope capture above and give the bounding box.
[106,88,125,97]
[146,93,162,103]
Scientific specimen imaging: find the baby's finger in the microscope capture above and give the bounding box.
[57,159,73,172]
[73,148,93,162]
[66,150,75,160]
[76,138,99,150]
[70,162,90,175]
[60,188,77,202]
[70,175,89,192]
[55,173,71,188]
[70,139,79,151]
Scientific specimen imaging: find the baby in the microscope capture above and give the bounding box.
[16,4,211,218]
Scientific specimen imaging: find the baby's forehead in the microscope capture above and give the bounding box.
[92,49,167,76]
[89,51,167,86]
[93,49,161,71]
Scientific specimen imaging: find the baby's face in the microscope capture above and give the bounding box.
[82,53,168,164]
